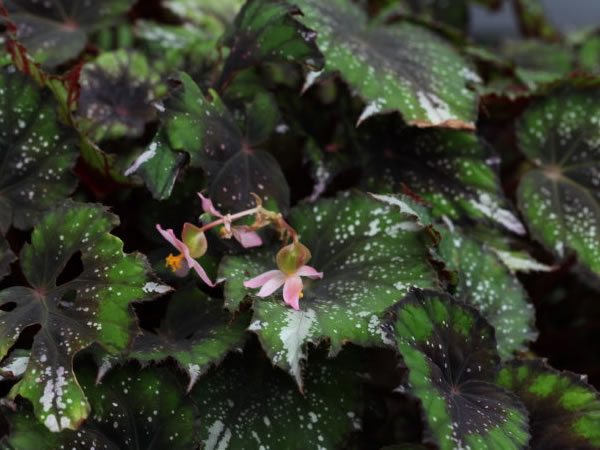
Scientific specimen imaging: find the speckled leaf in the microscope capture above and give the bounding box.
[138,72,290,210]
[0,201,169,432]
[497,359,600,449]
[165,0,244,26]
[219,0,324,89]
[516,88,600,281]
[130,284,249,391]
[192,351,361,450]
[364,130,524,233]
[437,227,537,359]
[0,235,15,281]
[1,365,195,449]
[0,67,78,234]
[4,0,135,67]
[295,0,480,128]
[77,50,167,142]
[220,191,439,386]
[382,289,530,450]
[0,349,29,381]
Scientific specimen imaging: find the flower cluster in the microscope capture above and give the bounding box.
[156,193,323,310]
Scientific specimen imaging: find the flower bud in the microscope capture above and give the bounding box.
[182,223,208,258]
[276,240,311,275]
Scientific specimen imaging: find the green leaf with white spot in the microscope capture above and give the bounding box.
[364,129,524,233]
[130,284,249,391]
[0,235,15,281]
[137,72,290,211]
[220,191,439,386]
[437,227,537,359]
[77,50,167,142]
[0,67,78,234]
[192,349,361,450]
[383,289,530,450]
[497,359,600,449]
[0,201,169,432]
[1,364,196,449]
[218,0,325,89]
[4,0,135,67]
[165,0,244,27]
[295,0,480,128]
[516,87,600,282]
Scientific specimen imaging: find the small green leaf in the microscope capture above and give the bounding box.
[497,359,600,449]
[130,284,249,391]
[137,72,290,211]
[0,67,78,233]
[77,50,167,142]
[0,235,15,281]
[4,0,135,67]
[164,0,244,27]
[516,87,600,281]
[512,0,560,41]
[364,129,524,233]
[1,364,196,449]
[383,289,530,450]
[219,0,325,88]
[437,227,537,359]
[0,201,169,432]
[220,191,439,385]
[192,350,361,449]
[295,0,480,128]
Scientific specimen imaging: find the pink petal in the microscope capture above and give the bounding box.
[156,224,187,254]
[232,226,263,248]
[184,253,216,287]
[243,270,283,288]
[256,273,286,297]
[296,265,324,279]
[198,193,223,217]
[283,276,303,310]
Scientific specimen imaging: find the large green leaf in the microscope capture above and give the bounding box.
[220,191,439,385]
[3,0,135,67]
[437,227,537,359]
[516,87,600,281]
[1,364,196,449]
[497,359,600,449]
[383,289,530,450]
[0,201,169,432]
[0,67,78,233]
[0,235,15,281]
[192,350,361,449]
[130,284,249,391]
[364,129,525,233]
[77,50,167,142]
[295,0,480,128]
[134,72,290,211]
[219,0,325,88]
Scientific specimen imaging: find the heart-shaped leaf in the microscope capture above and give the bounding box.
[0,66,78,233]
[77,50,167,142]
[497,359,600,449]
[516,87,600,281]
[192,349,361,449]
[0,235,15,281]
[4,0,135,67]
[295,0,480,128]
[0,201,169,432]
[1,364,196,449]
[130,284,249,391]
[364,129,524,233]
[220,191,439,386]
[134,72,290,211]
[219,0,325,89]
[437,227,537,359]
[382,289,530,450]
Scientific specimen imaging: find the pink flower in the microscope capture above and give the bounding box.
[198,193,262,248]
[243,265,323,310]
[156,224,215,287]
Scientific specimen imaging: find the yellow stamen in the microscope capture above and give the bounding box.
[219,226,228,238]
[299,291,304,298]
[165,253,185,272]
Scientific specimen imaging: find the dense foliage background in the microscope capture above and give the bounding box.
[0,0,600,449]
